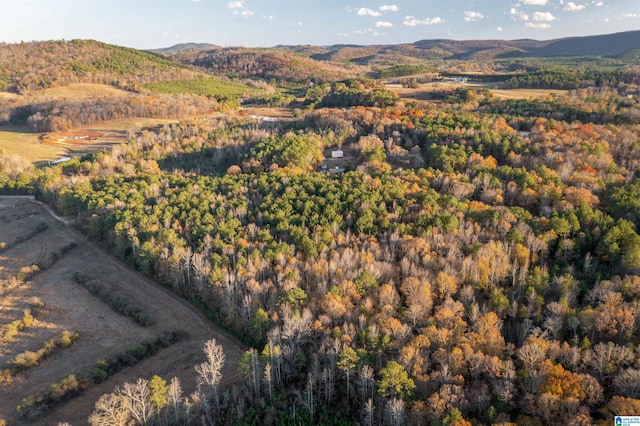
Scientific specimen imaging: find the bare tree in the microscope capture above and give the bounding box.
[264,362,273,401]
[167,376,183,425]
[89,393,129,426]
[385,398,405,426]
[614,368,640,398]
[362,398,375,426]
[120,378,156,425]
[359,364,375,403]
[195,338,226,412]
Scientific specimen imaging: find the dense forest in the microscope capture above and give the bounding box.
[170,47,362,85]
[2,37,640,425]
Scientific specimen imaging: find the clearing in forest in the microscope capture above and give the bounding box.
[388,82,567,103]
[0,198,245,425]
[0,127,64,164]
[30,83,132,100]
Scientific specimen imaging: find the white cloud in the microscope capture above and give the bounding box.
[464,11,484,22]
[379,4,399,12]
[241,9,254,16]
[564,2,586,11]
[526,22,552,28]
[262,15,275,20]
[357,7,382,17]
[355,28,384,36]
[403,16,443,26]
[496,26,503,31]
[511,8,529,21]
[593,1,603,6]
[623,13,638,18]
[376,21,393,28]
[532,11,556,21]
[227,1,244,8]
[338,33,350,37]
[521,0,548,4]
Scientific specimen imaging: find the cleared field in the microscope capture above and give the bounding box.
[388,82,567,102]
[482,87,567,99]
[85,117,179,131]
[0,198,245,425]
[236,106,295,119]
[31,83,131,100]
[0,92,20,100]
[0,118,172,165]
[0,127,64,164]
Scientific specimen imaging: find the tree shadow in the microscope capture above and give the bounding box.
[157,145,250,176]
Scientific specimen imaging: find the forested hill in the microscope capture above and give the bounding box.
[152,43,220,54]
[0,39,205,94]
[271,30,640,65]
[162,47,366,84]
[503,30,640,58]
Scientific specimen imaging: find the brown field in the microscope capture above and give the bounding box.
[0,198,245,425]
[84,117,179,131]
[31,84,131,100]
[237,106,295,119]
[387,82,567,103]
[0,92,20,100]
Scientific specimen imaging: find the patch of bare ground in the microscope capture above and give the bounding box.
[0,198,246,425]
[39,130,129,158]
[237,106,295,119]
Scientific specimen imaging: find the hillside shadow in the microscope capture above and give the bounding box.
[157,145,248,175]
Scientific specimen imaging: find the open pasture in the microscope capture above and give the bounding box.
[30,84,131,100]
[388,81,567,104]
[0,127,65,164]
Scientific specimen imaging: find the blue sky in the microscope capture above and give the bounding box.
[0,0,638,49]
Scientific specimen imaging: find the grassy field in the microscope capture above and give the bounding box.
[85,117,179,130]
[0,127,64,163]
[0,198,245,425]
[143,77,258,98]
[388,82,567,102]
[32,83,131,99]
[0,118,180,165]
[0,92,20,100]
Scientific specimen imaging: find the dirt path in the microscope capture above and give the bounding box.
[0,198,247,424]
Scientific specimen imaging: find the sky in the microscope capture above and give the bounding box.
[0,0,638,49]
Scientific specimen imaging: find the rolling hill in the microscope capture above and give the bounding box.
[0,39,206,94]
[152,42,220,54]
[167,47,366,83]
[273,30,640,68]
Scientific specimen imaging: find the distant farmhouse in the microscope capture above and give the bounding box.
[443,76,468,83]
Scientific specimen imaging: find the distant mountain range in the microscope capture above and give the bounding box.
[154,30,640,81]
[153,43,220,54]
[158,30,640,60]
[286,30,640,63]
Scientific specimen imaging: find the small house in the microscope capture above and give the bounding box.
[331,150,344,158]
